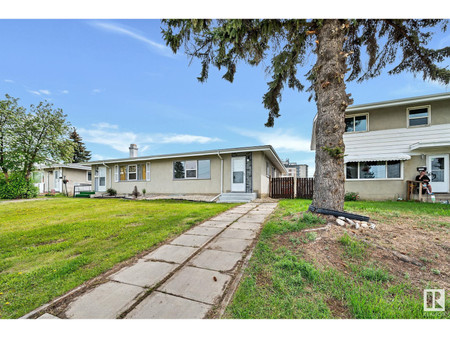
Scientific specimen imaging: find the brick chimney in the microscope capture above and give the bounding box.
[129,144,138,158]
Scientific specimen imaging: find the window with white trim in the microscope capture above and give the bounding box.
[87,171,92,182]
[173,160,210,180]
[128,165,137,180]
[346,161,401,179]
[345,114,368,133]
[407,106,430,127]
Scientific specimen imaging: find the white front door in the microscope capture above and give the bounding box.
[231,156,246,192]
[95,167,107,192]
[428,154,449,193]
[54,170,62,192]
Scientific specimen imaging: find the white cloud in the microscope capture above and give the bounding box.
[90,21,173,57]
[91,154,107,161]
[92,122,119,129]
[92,88,103,94]
[28,89,51,96]
[4,79,14,83]
[78,123,221,154]
[61,90,69,94]
[232,128,312,152]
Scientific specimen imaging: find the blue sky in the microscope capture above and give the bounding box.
[0,19,448,175]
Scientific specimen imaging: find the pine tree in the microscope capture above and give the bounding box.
[70,128,91,163]
[161,19,449,211]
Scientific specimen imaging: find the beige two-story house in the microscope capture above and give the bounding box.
[86,144,286,202]
[311,92,450,200]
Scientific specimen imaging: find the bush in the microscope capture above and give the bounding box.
[345,192,359,201]
[106,188,117,196]
[0,172,38,199]
[131,185,140,198]
[142,188,146,196]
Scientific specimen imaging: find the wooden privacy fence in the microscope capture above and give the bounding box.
[269,177,314,199]
[296,178,314,199]
[270,177,295,199]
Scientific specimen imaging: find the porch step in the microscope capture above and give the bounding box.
[217,192,257,203]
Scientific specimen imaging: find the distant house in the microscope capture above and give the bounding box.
[35,163,92,195]
[311,92,450,200]
[86,144,286,202]
[282,159,308,178]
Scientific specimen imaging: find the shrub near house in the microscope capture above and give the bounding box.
[0,172,38,199]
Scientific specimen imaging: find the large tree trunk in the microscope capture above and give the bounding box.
[312,19,351,212]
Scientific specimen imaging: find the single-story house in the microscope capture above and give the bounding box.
[85,144,286,202]
[310,92,450,200]
[34,163,92,195]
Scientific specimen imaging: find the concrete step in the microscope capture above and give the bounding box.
[217,192,257,203]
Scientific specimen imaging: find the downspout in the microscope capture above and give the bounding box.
[211,151,224,202]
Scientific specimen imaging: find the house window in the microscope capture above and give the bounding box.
[119,166,126,181]
[408,106,429,127]
[266,162,270,177]
[346,161,402,179]
[185,160,197,178]
[173,160,210,180]
[128,165,137,180]
[345,114,368,132]
[87,171,92,182]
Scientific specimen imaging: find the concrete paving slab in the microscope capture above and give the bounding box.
[197,220,231,228]
[238,214,268,223]
[219,228,256,240]
[229,221,261,231]
[185,226,223,237]
[210,213,241,222]
[110,261,178,288]
[66,282,144,319]
[171,234,212,247]
[38,313,59,319]
[189,249,243,271]
[207,237,252,253]
[158,266,231,305]
[126,291,211,319]
[143,245,197,264]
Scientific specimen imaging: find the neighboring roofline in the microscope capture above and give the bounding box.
[346,92,450,113]
[85,145,287,174]
[37,163,91,171]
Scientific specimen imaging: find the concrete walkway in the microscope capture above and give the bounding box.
[37,202,277,319]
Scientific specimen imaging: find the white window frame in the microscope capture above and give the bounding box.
[127,164,137,181]
[407,105,431,128]
[145,162,151,181]
[114,165,119,182]
[344,113,369,133]
[87,170,92,182]
[173,159,212,180]
[345,161,404,181]
[185,160,198,179]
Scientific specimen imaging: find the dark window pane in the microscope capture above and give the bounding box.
[173,161,185,179]
[387,161,401,178]
[360,161,386,179]
[409,108,428,118]
[354,115,367,132]
[346,162,358,179]
[233,172,244,183]
[409,117,428,126]
[345,117,354,132]
[186,169,197,178]
[99,177,106,185]
[431,158,445,182]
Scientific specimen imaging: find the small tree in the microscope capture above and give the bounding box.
[13,101,74,179]
[70,127,91,163]
[131,185,141,199]
[0,94,26,180]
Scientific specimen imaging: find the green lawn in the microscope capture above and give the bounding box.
[0,198,236,319]
[225,199,450,319]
